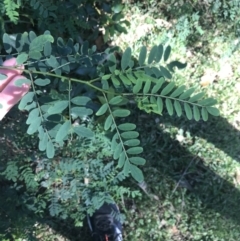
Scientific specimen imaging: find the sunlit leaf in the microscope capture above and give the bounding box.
[55,120,71,142]
[124,139,140,146]
[71,96,91,105]
[184,103,192,120]
[48,101,68,114]
[121,131,139,139]
[201,107,208,121]
[151,78,165,94]
[27,117,41,135]
[133,79,143,94]
[166,99,173,115]
[179,87,195,100]
[46,140,55,158]
[170,85,185,98]
[127,147,143,155]
[161,82,175,95]
[129,157,146,165]
[34,78,51,86]
[114,143,122,159]
[118,123,136,131]
[130,164,144,182]
[96,103,108,116]
[193,105,200,121]
[74,126,94,138]
[174,100,182,117]
[189,92,205,102]
[104,115,113,130]
[112,109,130,117]
[160,66,172,79]
[206,106,220,116]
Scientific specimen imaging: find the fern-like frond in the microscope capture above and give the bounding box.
[3,0,20,24]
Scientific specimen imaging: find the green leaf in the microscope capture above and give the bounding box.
[71,96,91,105]
[29,51,42,60]
[170,85,186,98]
[119,74,131,85]
[96,103,108,116]
[102,74,112,81]
[129,157,146,165]
[16,53,28,64]
[157,97,163,114]
[127,147,143,155]
[55,120,71,142]
[112,109,130,117]
[46,140,55,158]
[123,160,130,176]
[164,45,171,62]
[151,67,162,78]
[133,79,143,94]
[121,47,131,71]
[130,164,144,182]
[201,107,208,121]
[138,46,147,66]
[114,143,122,159]
[44,41,52,56]
[26,108,39,124]
[184,103,192,120]
[167,61,187,72]
[124,139,140,146]
[74,126,94,138]
[48,101,68,115]
[174,100,182,117]
[39,133,48,151]
[155,44,163,62]
[121,131,139,139]
[34,78,51,86]
[206,106,220,116]
[198,98,218,106]
[161,82,175,95]
[126,74,137,84]
[118,152,125,168]
[166,99,173,115]
[148,45,157,64]
[18,92,34,110]
[179,87,195,100]
[104,115,113,130]
[0,74,7,81]
[71,107,93,118]
[30,34,54,52]
[111,76,120,86]
[189,92,205,102]
[14,78,31,87]
[3,33,13,53]
[108,53,116,73]
[160,66,172,79]
[143,79,151,94]
[151,78,165,94]
[193,106,200,121]
[109,96,123,105]
[118,123,136,131]
[27,117,41,135]
[46,55,59,68]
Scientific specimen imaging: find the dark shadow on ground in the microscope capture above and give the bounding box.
[139,112,240,226]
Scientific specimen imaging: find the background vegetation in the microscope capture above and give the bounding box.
[0,0,240,240]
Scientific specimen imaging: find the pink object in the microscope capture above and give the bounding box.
[0,58,30,120]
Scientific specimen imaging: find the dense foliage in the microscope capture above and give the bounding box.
[0,0,229,240]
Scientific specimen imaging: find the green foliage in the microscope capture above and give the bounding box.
[1,0,129,43]
[0,31,219,184]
